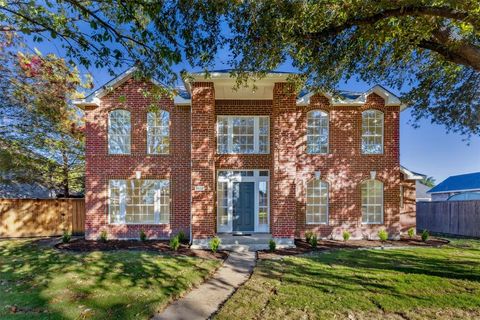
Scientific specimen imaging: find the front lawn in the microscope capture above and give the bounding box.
[0,239,221,319]
[215,238,480,319]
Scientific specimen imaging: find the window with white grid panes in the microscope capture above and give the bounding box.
[307,110,329,154]
[361,110,384,154]
[306,179,329,224]
[217,116,269,154]
[361,179,383,224]
[109,180,169,224]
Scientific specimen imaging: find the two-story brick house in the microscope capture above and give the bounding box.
[74,68,422,248]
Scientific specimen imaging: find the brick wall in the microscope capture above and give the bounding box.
[85,78,407,241]
[296,93,402,239]
[400,176,416,233]
[271,83,298,239]
[85,78,191,240]
[190,82,216,239]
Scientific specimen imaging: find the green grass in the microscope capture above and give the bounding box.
[215,238,480,320]
[0,239,221,319]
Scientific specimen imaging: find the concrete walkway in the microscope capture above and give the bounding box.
[153,251,256,320]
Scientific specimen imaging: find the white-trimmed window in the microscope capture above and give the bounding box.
[147,110,170,154]
[306,179,329,224]
[361,110,383,154]
[361,179,383,224]
[217,116,269,154]
[108,109,131,154]
[307,110,329,154]
[109,180,170,224]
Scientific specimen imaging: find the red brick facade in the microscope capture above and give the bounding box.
[84,76,416,241]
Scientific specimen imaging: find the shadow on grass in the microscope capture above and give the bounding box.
[0,239,219,319]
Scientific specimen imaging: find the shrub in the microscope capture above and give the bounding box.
[99,230,108,243]
[421,229,430,242]
[378,229,388,242]
[169,235,180,251]
[209,236,221,253]
[62,231,71,243]
[408,227,415,239]
[305,231,314,243]
[177,230,187,243]
[343,231,351,242]
[269,239,276,252]
[309,234,318,248]
[140,230,147,242]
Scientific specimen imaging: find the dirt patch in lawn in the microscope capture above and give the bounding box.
[258,236,449,259]
[56,238,228,260]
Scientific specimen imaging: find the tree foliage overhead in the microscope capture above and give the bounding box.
[1,0,479,135]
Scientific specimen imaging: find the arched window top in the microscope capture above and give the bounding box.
[307,110,328,118]
[361,109,383,154]
[147,110,170,154]
[108,109,131,154]
[362,109,383,117]
[361,179,383,224]
[307,110,329,154]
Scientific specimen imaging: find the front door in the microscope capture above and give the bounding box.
[232,182,255,232]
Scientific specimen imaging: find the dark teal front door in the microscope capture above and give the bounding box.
[233,182,255,232]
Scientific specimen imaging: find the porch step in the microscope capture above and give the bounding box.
[219,244,269,252]
[217,234,273,246]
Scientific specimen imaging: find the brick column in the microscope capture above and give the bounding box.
[190,82,216,246]
[271,83,297,246]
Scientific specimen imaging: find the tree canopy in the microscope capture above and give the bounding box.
[0,34,89,196]
[1,0,479,135]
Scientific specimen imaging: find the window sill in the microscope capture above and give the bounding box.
[306,222,329,225]
[361,222,384,225]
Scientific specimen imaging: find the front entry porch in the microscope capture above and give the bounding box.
[217,170,270,234]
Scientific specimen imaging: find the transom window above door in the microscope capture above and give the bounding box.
[217,116,269,154]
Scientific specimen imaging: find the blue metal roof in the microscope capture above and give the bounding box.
[428,172,480,193]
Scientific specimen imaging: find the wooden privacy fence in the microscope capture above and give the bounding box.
[417,200,480,237]
[0,198,85,238]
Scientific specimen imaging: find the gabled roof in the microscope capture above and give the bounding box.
[73,67,191,107]
[74,68,404,109]
[428,172,480,194]
[296,85,405,110]
[400,166,426,180]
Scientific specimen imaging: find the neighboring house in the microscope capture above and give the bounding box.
[416,181,432,202]
[74,68,423,246]
[428,172,480,201]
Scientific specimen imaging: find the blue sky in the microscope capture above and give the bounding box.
[28,35,480,184]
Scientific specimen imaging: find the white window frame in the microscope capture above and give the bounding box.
[361,179,384,224]
[147,110,170,154]
[306,110,329,154]
[361,110,384,154]
[306,179,329,224]
[216,170,270,233]
[108,109,131,155]
[217,116,270,154]
[108,179,170,225]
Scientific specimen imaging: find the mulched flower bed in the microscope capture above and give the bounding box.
[56,238,228,260]
[258,236,449,259]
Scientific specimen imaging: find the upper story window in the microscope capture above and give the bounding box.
[361,179,383,224]
[108,109,131,154]
[306,179,329,224]
[307,110,329,154]
[147,110,170,154]
[361,110,383,154]
[217,116,269,154]
[109,179,170,224]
